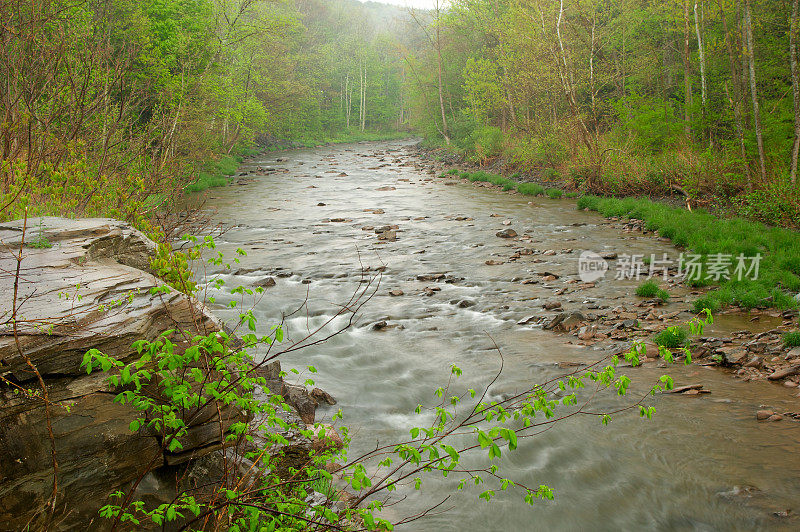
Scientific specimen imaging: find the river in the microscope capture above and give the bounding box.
[195,140,800,531]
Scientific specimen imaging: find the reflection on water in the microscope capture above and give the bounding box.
[196,141,800,531]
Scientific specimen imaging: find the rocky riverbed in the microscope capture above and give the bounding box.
[195,139,800,530]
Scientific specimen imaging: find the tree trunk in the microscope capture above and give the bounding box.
[694,0,708,145]
[791,0,800,184]
[361,62,366,132]
[683,0,693,138]
[345,73,351,129]
[435,0,450,144]
[719,0,751,186]
[744,0,767,181]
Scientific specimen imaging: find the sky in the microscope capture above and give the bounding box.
[358,0,444,9]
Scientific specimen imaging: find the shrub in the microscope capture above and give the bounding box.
[691,295,720,314]
[542,168,561,181]
[448,168,459,175]
[654,326,689,348]
[565,192,578,199]
[545,188,563,199]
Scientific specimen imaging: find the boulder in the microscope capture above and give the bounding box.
[496,228,517,238]
[255,276,277,288]
[281,383,319,425]
[544,312,585,333]
[0,218,245,529]
[310,424,345,453]
[310,387,337,406]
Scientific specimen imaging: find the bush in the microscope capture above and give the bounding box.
[654,326,689,348]
[545,188,563,199]
[542,168,561,181]
[565,192,578,199]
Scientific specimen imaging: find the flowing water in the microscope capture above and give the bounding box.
[195,140,800,531]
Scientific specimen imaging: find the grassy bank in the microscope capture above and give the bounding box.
[446,168,800,312]
[577,195,800,312]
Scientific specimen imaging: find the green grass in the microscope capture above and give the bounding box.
[691,295,720,314]
[185,155,241,193]
[448,168,459,175]
[454,168,567,198]
[545,188,563,199]
[785,331,800,347]
[654,326,689,348]
[517,182,545,196]
[577,195,800,311]
[635,280,670,301]
[565,192,578,199]
[463,170,519,191]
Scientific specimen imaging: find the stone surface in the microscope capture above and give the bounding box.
[495,228,517,238]
[0,218,243,529]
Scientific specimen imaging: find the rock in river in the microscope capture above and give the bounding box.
[496,228,518,238]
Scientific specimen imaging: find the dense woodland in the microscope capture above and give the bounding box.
[0,0,419,223]
[409,0,800,225]
[3,0,800,226]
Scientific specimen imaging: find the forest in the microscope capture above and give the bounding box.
[0,0,420,223]
[3,0,800,226]
[408,0,800,226]
[3,1,800,531]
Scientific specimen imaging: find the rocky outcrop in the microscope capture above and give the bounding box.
[0,218,241,529]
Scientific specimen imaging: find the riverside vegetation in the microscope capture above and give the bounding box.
[2,0,800,530]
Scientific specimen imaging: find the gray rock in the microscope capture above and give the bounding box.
[0,218,247,529]
[281,383,318,425]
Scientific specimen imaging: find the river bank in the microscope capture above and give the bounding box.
[0,218,345,530]
[195,139,800,529]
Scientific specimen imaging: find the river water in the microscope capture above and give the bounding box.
[195,140,800,531]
